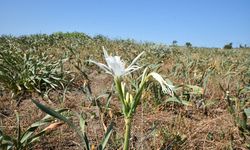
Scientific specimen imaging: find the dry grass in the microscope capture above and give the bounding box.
[1,72,249,149]
[0,33,250,149]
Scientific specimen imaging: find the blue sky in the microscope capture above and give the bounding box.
[0,0,249,47]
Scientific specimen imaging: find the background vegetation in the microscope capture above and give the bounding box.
[0,32,249,149]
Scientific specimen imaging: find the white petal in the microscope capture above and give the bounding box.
[106,56,126,76]
[124,65,141,75]
[149,72,174,96]
[91,47,144,77]
[88,60,112,75]
[102,46,109,59]
[127,51,144,70]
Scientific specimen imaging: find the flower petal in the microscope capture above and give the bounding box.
[124,65,141,75]
[88,60,113,75]
[127,51,144,70]
[102,46,109,59]
[149,72,174,96]
[105,56,126,76]
[91,47,144,77]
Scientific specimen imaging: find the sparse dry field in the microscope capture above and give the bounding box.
[0,33,250,149]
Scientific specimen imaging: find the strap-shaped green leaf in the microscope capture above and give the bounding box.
[32,99,85,148]
[244,108,250,119]
[98,122,114,150]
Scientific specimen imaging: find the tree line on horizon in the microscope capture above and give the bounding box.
[0,32,249,49]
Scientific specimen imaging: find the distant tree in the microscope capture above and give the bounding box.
[223,42,233,49]
[93,34,109,42]
[172,40,178,46]
[239,44,244,48]
[185,42,192,48]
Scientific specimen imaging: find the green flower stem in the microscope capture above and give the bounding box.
[123,117,132,150]
[114,77,124,104]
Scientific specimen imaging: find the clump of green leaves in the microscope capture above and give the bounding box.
[220,83,250,133]
[32,99,114,150]
[0,46,70,99]
[0,109,66,150]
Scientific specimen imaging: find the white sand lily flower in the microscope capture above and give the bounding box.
[89,46,144,77]
[149,72,175,96]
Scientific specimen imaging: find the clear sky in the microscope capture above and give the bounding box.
[0,0,249,47]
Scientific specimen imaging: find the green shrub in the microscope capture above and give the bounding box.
[223,42,233,49]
